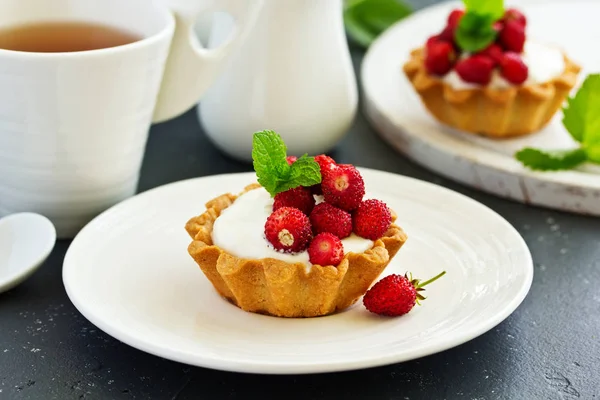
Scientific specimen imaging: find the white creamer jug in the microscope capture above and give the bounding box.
[198,0,358,161]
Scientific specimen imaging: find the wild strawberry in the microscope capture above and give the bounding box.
[425,40,456,76]
[492,21,504,33]
[503,8,526,27]
[498,20,525,53]
[273,186,316,215]
[310,154,337,195]
[437,26,452,43]
[315,154,336,172]
[425,35,441,49]
[322,164,365,211]
[363,271,446,317]
[447,9,464,29]
[500,52,528,84]
[264,207,312,253]
[455,55,495,85]
[353,199,392,240]
[309,203,352,239]
[286,155,297,165]
[437,9,463,44]
[476,43,503,65]
[308,232,344,266]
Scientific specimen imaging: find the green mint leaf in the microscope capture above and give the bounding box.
[515,147,588,171]
[252,130,290,196]
[586,144,600,164]
[251,131,322,196]
[271,155,321,194]
[344,0,412,48]
[288,154,322,186]
[463,0,504,20]
[455,11,498,52]
[562,74,600,145]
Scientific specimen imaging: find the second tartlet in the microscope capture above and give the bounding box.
[403,4,581,138]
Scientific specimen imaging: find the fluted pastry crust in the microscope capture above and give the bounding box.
[185,184,407,318]
[403,47,581,138]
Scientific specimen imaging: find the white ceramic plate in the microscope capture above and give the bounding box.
[362,0,600,216]
[63,169,533,374]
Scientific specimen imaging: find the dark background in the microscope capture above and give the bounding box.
[1,0,599,398]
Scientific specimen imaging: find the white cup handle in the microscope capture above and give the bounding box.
[152,0,263,123]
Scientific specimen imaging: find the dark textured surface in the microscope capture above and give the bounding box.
[1,1,600,399]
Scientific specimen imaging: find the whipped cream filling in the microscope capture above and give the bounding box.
[442,41,565,90]
[212,187,374,267]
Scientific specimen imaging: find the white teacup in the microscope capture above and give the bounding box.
[0,0,262,238]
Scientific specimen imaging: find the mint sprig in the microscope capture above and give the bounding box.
[455,0,504,52]
[343,0,412,48]
[515,74,600,171]
[515,148,588,171]
[252,130,321,196]
[463,0,504,20]
[455,11,498,52]
[563,74,600,144]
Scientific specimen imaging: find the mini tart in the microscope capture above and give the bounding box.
[185,184,407,318]
[403,47,582,138]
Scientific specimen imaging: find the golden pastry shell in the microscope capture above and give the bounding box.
[403,47,582,138]
[185,184,407,318]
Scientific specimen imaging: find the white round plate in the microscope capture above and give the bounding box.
[362,0,600,216]
[63,170,533,374]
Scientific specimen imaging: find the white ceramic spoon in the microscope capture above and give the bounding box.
[0,213,56,294]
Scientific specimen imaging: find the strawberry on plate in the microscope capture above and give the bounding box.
[363,271,446,317]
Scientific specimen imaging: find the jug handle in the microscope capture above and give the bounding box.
[152,0,263,123]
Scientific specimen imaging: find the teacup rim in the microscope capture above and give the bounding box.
[0,8,175,58]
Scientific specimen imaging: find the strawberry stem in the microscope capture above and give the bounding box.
[416,271,446,288]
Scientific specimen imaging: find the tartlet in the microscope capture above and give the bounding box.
[404,47,581,138]
[185,184,408,318]
[403,5,582,138]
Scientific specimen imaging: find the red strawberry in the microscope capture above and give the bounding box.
[308,232,344,266]
[425,35,441,49]
[322,164,365,211]
[447,9,464,29]
[264,207,312,253]
[437,9,464,45]
[498,20,525,53]
[273,186,316,215]
[309,203,352,239]
[363,271,446,316]
[425,40,456,76]
[500,52,528,84]
[476,43,503,65]
[353,199,392,240]
[503,8,526,27]
[438,26,455,43]
[455,55,495,85]
[310,154,337,195]
[315,154,336,172]
[286,155,297,165]
[493,21,504,33]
